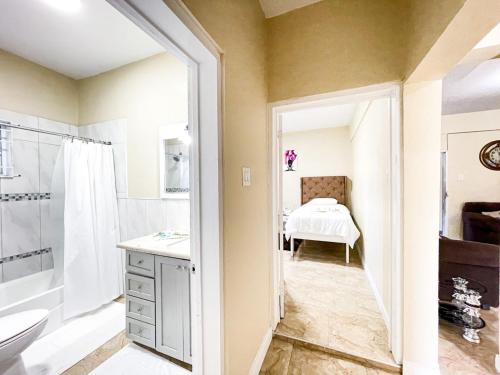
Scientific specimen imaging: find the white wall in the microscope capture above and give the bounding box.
[350,97,391,323]
[282,126,352,210]
[442,109,500,239]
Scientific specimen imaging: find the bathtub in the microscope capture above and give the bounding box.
[0,269,64,337]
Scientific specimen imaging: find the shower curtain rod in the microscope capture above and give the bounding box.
[0,119,112,145]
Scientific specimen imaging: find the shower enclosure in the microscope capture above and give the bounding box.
[0,113,123,336]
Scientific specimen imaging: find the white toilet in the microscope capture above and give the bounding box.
[0,309,49,364]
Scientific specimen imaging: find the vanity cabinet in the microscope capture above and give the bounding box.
[155,256,191,363]
[125,250,191,364]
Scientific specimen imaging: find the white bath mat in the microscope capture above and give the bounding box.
[90,344,190,375]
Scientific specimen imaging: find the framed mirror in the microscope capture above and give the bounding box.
[159,123,190,199]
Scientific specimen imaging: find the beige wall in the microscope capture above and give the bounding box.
[282,127,352,210]
[78,53,188,198]
[442,110,500,239]
[405,0,466,78]
[179,0,490,372]
[266,0,407,102]
[0,49,78,124]
[350,98,391,322]
[180,1,270,373]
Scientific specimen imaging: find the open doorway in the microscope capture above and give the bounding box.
[0,1,222,374]
[438,22,500,375]
[269,82,402,371]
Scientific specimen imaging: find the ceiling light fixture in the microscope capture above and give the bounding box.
[42,0,82,13]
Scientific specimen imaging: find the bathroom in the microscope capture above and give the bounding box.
[0,0,193,373]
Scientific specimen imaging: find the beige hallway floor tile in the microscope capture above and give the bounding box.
[278,241,396,368]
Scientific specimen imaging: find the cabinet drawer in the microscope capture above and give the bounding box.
[126,250,154,277]
[126,295,155,325]
[126,318,155,349]
[125,273,155,301]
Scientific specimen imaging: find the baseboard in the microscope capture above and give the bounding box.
[496,354,500,373]
[403,360,441,375]
[362,260,390,329]
[249,328,273,375]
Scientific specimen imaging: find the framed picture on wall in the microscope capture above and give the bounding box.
[284,149,298,172]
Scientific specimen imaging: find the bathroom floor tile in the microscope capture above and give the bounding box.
[63,331,130,375]
[88,344,190,375]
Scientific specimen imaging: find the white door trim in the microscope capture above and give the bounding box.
[268,81,403,364]
[106,1,223,374]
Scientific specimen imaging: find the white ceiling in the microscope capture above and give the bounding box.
[259,0,323,18]
[281,103,358,133]
[0,0,164,79]
[443,23,500,115]
[443,58,500,115]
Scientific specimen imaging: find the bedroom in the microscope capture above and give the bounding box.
[270,84,401,372]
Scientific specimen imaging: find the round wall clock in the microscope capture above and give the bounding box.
[479,140,500,171]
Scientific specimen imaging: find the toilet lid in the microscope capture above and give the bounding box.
[0,309,49,345]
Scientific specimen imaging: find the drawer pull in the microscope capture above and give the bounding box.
[137,307,143,313]
[137,284,143,290]
[137,259,144,265]
[138,328,143,336]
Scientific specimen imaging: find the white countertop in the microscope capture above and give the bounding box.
[117,233,190,260]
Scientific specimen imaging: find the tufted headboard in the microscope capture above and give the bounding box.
[301,176,346,205]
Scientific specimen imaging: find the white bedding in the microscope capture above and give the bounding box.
[285,201,360,247]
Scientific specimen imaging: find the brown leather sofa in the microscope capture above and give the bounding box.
[439,236,499,307]
[462,202,500,245]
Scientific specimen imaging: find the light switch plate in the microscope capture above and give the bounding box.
[242,167,251,187]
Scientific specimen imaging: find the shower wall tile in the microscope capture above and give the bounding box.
[38,118,70,145]
[112,143,128,196]
[42,251,54,270]
[1,200,41,257]
[3,255,41,282]
[1,140,39,194]
[117,198,128,241]
[165,199,190,233]
[68,125,79,137]
[39,143,60,193]
[125,199,148,240]
[79,120,127,144]
[146,199,166,234]
[40,199,62,252]
[0,109,38,142]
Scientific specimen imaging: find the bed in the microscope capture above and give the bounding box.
[285,176,360,263]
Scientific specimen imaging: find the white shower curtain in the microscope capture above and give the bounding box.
[63,139,123,320]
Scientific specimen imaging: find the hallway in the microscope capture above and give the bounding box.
[270,241,399,372]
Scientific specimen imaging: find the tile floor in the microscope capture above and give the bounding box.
[274,241,398,371]
[89,344,190,375]
[260,338,396,375]
[439,307,498,375]
[63,296,192,375]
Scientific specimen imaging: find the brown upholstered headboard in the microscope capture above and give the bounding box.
[301,176,346,205]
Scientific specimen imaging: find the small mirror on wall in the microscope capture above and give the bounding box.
[159,123,190,199]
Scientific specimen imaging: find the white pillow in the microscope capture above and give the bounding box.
[308,198,337,206]
[482,210,500,219]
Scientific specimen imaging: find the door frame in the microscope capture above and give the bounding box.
[106,1,223,374]
[268,81,403,364]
